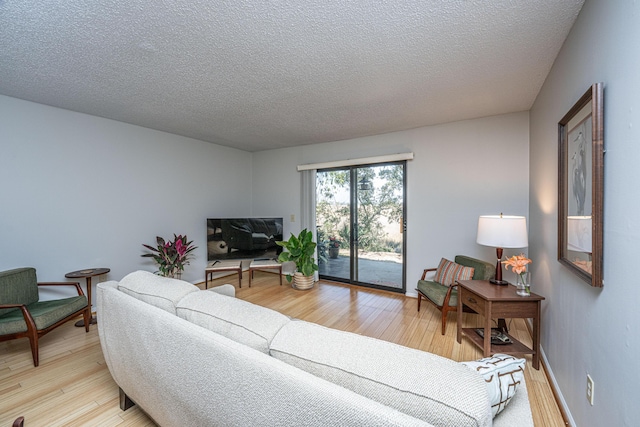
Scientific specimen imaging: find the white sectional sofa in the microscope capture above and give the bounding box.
[97,271,533,426]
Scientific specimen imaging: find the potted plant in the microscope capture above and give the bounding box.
[276,228,319,290]
[328,236,341,259]
[142,234,197,278]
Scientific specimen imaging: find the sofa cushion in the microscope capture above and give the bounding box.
[118,270,199,315]
[434,258,475,286]
[461,354,526,418]
[176,291,290,354]
[270,320,492,427]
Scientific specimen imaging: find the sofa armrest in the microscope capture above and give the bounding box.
[208,284,236,297]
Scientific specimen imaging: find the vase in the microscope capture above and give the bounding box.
[328,247,340,259]
[516,272,531,296]
[164,270,182,280]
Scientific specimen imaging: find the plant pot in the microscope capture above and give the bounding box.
[328,247,340,259]
[292,272,314,290]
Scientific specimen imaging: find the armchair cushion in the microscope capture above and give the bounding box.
[0,268,39,317]
[0,296,88,335]
[416,280,458,307]
[434,258,475,286]
[454,255,496,281]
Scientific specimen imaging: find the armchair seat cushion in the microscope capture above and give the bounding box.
[0,295,87,335]
[417,280,458,307]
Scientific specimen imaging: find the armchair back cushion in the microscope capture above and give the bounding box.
[0,268,39,317]
[454,255,495,281]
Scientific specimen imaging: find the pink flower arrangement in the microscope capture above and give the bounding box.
[142,234,197,278]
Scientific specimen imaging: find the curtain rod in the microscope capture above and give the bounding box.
[297,152,414,171]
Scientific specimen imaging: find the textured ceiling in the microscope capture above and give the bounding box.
[0,0,584,152]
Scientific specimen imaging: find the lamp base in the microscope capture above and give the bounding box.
[490,279,509,286]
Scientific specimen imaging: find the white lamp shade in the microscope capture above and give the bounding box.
[567,216,592,253]
[476,215,528,248]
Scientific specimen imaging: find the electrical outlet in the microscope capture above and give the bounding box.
[587,374,595,405]
[290,214,295,222]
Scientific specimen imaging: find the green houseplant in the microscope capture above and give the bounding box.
[276,228,319,290]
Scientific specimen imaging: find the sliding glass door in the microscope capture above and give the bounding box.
[316,162,405,292]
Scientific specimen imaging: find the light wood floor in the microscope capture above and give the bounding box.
[0,273,566,426]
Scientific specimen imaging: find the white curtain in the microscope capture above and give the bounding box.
[300,169,319,281]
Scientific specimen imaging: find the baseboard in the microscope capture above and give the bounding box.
[523,318,574,427]
[539,346,575,427]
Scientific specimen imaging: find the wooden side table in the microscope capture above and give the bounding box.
[456,279,545,370]
[205,260,243,289]
[65,268,110,327]
[248,259,282,287]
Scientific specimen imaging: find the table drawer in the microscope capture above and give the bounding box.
[461,290,485,315]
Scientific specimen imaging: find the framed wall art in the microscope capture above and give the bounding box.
[558,82,604,287]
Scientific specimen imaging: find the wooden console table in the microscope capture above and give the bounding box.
[205,260,242,289]
[456,279,545,370]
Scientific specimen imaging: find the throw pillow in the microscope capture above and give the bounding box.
[434,258,475,286]
[461,353,526,418]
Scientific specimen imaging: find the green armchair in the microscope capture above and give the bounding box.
[416,255,495,335]
[0,267,91,366]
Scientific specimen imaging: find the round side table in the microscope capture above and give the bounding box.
[65,268,110,327]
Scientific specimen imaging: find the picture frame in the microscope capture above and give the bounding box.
[558,83,604,287]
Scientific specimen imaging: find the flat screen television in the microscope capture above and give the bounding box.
[207,217,284,262]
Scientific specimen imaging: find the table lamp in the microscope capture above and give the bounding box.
[476,214,528,285]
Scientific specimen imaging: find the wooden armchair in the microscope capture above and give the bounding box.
[416,255,495,335]
[0,267,91,366]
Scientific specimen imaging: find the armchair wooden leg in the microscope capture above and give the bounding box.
[417,293,422,312]
[441,312,447,335]
[27,333,39,367]
[20,307,40,367]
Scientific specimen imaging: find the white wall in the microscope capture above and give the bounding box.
[0,95,252,302]
[252,112,530,295]
[529,0,640,425]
